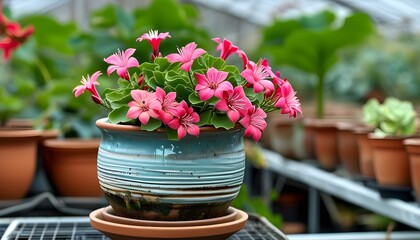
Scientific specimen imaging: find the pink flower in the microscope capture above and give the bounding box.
[73,71,103,104]
[212,38,248,68]
[239,106,267,142]
[155,87,179,124]
[241,59,275,95]
[0,37,19,60]
[127,90,162,125]
[166,42,206,72]
[137,30,171,60]
[194,67,233,101]
[0,14,34,60]
[274,81,302,118]
[167,101,200,140]
[104,48,139,80]
[214,86,252,123]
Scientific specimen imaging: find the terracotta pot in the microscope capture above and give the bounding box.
[403,138,420,201]
[268,115,297,159]
[336,122,360,176]
[42,138,102,197]
[310,119,339,171]
[301,118,316,159]
[354,127,375,180]
[369,134,411,187]
[0,128,41,199]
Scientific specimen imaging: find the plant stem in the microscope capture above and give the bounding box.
[35,57,52,83]
[316,73,325,119]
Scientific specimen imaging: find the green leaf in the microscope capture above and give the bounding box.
[165,126,179,141]
[211,113,234,129]
[197,110,212,126]
[188,92,202,104]
[154,57,171,70]
[117,78,130,89]
[108,106,130,123]
[141,118,162,131]
[105,89,131,102]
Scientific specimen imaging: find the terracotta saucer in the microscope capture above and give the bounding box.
[101,206,238,227]
[90,207,248,240]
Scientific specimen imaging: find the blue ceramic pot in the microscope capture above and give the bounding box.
[95,118,245,220]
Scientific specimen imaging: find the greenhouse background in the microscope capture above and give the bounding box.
[1,0,420,239]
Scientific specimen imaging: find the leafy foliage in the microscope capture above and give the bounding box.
[259,10,375,118]
[363,97,417,137]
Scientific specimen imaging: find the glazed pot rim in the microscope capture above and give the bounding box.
[43,138,100,149]
[95,118,243,133]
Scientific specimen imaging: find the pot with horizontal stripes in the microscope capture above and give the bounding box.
[95,118,245,221]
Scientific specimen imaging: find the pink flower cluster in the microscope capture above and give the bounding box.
[0,13,34,60]
[74,30,302,141]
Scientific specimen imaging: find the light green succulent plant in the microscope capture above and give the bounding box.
[363,97,417,137]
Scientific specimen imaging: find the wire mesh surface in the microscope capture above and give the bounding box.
[1,214,287,240]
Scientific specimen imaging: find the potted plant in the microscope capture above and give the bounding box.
[0,11,42,200]
[74,28,302,222]
[366,97,417,199]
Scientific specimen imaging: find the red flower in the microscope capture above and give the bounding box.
[137,30,171,61]
[239,106,267,142]
[166,42,206,72]
[167,101,200,140]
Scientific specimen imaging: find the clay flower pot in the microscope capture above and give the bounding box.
[301,118,316,160]
[310,119,339,171]
[42,138,102,197]
[268,115,298,159]
[336,122,361,176]
[368,134,411,187]
[403,138,420,201]
[0,128,41,199]
[354,127,375,180]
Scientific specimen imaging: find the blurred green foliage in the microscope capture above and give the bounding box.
[259,10,375,118]
[327,33,420,103]
[232,184,282,228]
[2,0,212,137]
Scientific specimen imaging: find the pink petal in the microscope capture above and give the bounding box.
[126,107,141,119]
[116,67,128,78]
[214,100,229,112]
[177,127,187,140]
[181,60,194,71]
[160,111,174,124]
[107,65,119,76]
[127,57,139,68]
[194,73,208,86]
[227,110,240,123]
[139,112,150,125]
[191,48,206,59]
[73,85,86,97]
[104,54,120,66]
[187,125,200,136]
[166,53,183,63]
[167,118,180,129]
[198,88,214,101]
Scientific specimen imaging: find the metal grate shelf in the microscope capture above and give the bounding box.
[1,214,288,240]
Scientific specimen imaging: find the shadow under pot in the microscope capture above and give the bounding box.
[42,138,102,197]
